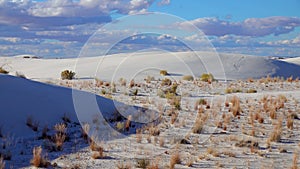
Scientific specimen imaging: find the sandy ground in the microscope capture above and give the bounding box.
[1,52,300,168]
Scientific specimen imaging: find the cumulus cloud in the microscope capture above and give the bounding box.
[179,16,300,37]
[158,0,170,6]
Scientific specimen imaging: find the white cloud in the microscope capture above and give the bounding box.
[179,16,300,37]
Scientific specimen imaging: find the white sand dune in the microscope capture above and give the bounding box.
[283,57,300,66]
[1,51,300,82]
[0,74,154,139]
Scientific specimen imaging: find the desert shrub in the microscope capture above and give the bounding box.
[136,159,150,169]
[0,67,8,74]
[182,75,194,81]
[200,73,215,82]
[160,70,168,76]
[61,70,75,80]
[30,146,50,167]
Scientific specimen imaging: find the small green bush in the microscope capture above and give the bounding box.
[200,73,215,82]
[182,75,194,81]
[61,70,75,80]
[0,67,8,74]
[160,70,169,76]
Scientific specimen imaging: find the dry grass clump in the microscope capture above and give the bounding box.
[159,136,165,147]
[170,151,181,169]
[26,116,39,132]
[30,146,50,168]
[136,129,142,143]
[81,123,90,142]
[206,147,220,157]
[192,112,208,134]
[0,157,5,169]
[291,151,299,169]
[125,115,132,131]
[89,138,105,159]
[194,99,207,110]
[268,117,283,142]
[229,96,242,117]
[53,123,67,151]
[117,161,132,169]
[287,116,294,130]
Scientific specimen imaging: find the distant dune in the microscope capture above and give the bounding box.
[1,51,300,81]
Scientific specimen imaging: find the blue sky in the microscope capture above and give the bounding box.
[149,0,300,21]
[0,0,299,57]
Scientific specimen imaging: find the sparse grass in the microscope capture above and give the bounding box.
[229,96,242,117]
[170,151,181,169]
[291,151,299,169]
[61,70,75,80]
[30,146,50,168]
